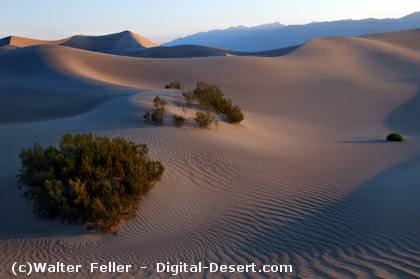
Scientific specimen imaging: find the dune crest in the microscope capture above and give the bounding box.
[60,30,156,54]
[0,35,64,48]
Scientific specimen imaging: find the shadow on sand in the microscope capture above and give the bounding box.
[240,154,420,278]
[338,139,388,144]
[0,175,87,239]
[239,85,420,277]
[386,85,420,135]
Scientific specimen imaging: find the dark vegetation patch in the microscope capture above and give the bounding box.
[165,81,184,90]
[386,133,404,142]
[144,95,167,125]
[195,111,217,128]
[173,115,186,127]
[17,134,164,232]
[192,82,244,123]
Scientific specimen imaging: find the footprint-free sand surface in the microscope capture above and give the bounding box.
[0,30,420,278]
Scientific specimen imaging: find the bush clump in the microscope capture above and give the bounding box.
[143,112,151,121]
[143,95,166,125]
[173,115,186,127]
[195,111,216,128]
[153,95,167,109]
[386,133,404,142]
[151,108,165,124]
[193,82,244,123]
[165,81,184,90]
[17,134,164,232]
[227,104,245,124]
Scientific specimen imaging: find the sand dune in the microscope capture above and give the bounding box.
[60,30,156,54]
[124,44,301,58]
[0,30,156,55]
[0,32,301,58]
[0,35,65,48]
[0,29,420,278]
[364,29,420,52]
[125,44,236,58]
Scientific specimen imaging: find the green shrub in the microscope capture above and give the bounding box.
[173,115,186,127]
[386,133,404,142]
[165,81,184,90]
[153,95,167,109]
[195,111,216,128]
[17,134,164,232]
[193,82,223,106]
[226,105,244,123]
[151,108,165,124]
[193,82,244,123]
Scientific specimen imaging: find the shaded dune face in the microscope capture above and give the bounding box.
[0,29,420,278]
[124,44,301,58]
[0,46,137,123]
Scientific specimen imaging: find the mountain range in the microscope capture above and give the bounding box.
[165,12,420,51]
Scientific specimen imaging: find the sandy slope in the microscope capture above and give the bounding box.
[363,29,420,52]
[0,35,66,48]
[0,30,420,278]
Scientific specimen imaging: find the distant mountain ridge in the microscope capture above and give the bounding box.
[165,12,420,51]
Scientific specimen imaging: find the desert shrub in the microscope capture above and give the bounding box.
[17,133,164,232]
[165,81,184,90]
[153,95,167,109]
[151,108,165,124]
[173,115,186,127]
[226,105,245,123]
[193,82,223,106]
[193,82,244,123]
[195,111,216,128]
[386,133,404,142]
[143,112,151,121]
[182,92,195,106]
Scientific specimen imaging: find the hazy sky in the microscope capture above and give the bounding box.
[1,0,420,43]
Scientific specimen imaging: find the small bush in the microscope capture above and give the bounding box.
[143,112,151,121]
[386,133,404,142]
[195,111,216,128]
[173,115,186,127]
[17,134,164,232]
[153,95,167,109]
[227,105,244,123]
[193,82,244,123]
[165,81,184,90]
[151,108,165,124]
